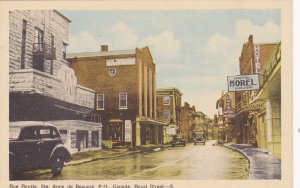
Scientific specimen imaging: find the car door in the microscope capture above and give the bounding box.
[37,126,61,166]
[16,126,40,170]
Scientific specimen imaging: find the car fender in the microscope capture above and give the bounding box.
[50,144,71,162]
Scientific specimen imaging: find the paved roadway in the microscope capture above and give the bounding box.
[17,140,249,180]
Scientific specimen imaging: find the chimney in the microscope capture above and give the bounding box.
[101,45,108,52]
[248,35,253,44]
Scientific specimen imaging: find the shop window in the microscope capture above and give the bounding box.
[91,131,99,147]
[163,96,170,105]
[97,93,105,110]
[119,92,127,109]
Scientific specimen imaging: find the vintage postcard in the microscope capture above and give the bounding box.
[0,0,293,188]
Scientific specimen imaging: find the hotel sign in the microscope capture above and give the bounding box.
[224,95,235,117]
[227,74,259,92]
[254,45,262,74]
[106,57,136,66]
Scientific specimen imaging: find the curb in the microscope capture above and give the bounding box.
[65,146,167,167]
[222,144,251,176]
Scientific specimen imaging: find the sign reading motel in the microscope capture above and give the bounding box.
[227,74,259,92]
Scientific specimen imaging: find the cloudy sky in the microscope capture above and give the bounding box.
[61,9,281,118]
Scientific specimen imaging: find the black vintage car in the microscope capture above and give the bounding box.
[171,135,186,147]
[194,131,206,145]
[9,122,71,177]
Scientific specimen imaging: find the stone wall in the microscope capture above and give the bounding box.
[9,68,95,109]
[9,10,70,75]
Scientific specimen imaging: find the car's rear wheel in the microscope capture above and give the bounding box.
[51,156,64,176]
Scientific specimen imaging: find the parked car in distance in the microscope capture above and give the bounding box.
[171,135,186,147]
[9,121,71,178]
[194,131,206,145]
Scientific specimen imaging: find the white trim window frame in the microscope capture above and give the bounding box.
[119,92,128,109]
[163,96,170,105]
[97,93,105,110]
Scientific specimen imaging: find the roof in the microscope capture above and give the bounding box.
[67,49,136,59]
[53,10,71,23]
[9,121,55,128]
[156,87,183,96]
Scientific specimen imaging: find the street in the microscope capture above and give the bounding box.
[17,141,249,180]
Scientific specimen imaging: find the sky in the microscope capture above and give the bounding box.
[61,9,281,118]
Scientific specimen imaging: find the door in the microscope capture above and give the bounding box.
[38,127,61,166]
[16,127,40,170]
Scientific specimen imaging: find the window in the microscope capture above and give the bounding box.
[21,20,27,69]
[62,43,67,60]
[119,92,128,109]
[97,93,105,110]
[108,67,117,76]
[163,110,170,118]
[163,96,170,105]
[34,27,44,47]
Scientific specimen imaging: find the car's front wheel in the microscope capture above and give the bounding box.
[51,156,64,176]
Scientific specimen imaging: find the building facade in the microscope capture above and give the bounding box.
[233,35,279,146]
[9,10,102,153]
[251,42,281,158]
[180,102,197,142]
[67,46,167,147]
[156,87,183,143]
[216,91,236,143]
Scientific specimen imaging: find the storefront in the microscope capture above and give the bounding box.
[50,120,102,154]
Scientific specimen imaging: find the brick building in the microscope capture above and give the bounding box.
[180,102,197,142]
[67,46,167,147]
[156,87,183,143]
[251,43,281,158]
[233,35,279,146]
[216,91,236,143]
[9,10,102,153]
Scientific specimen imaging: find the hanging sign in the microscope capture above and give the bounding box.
[227,74,259,92]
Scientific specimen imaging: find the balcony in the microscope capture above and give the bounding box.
[9,69,95,109]
[33,42,56,60]
[33,43,56,72]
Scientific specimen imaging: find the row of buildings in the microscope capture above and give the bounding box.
[9,10,214,153]
[216,35,281,158]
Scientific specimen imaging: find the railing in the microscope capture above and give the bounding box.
[261,42,281,88]
[33,42,56,60]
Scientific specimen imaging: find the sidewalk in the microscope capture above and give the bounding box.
[224,143,281,179]
[65,144,168,166]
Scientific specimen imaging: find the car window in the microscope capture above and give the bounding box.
[9,127,21,140]
[39,127,60,139]
[20,127,38,140]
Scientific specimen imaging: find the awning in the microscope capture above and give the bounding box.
[138,117,168,126]
[108,119,123,123]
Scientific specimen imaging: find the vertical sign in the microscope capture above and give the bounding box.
[224,95,235,117]
[125,120,132,142]
[254,45,262,74]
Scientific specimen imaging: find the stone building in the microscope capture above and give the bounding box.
[67,45,167,147]
[9,10,102,153]
[156,87,183,143]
